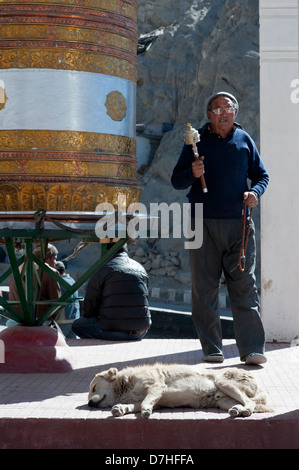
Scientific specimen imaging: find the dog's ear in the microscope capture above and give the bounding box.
[103,367,118,382]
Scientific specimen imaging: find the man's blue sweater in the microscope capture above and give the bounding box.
[171,123,269,218]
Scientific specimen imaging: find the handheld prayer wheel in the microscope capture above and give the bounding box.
[0,0,140,211]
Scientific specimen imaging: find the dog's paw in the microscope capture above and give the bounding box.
[229,406,240,417]
[240,408,252,417]
[229,405,252,418]
[141,408,152,419]
[111,404,124,417]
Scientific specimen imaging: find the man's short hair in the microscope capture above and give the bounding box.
[33,243,58,259]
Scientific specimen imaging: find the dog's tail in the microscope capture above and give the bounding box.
[254,403,274,413]
[252,389,274,413]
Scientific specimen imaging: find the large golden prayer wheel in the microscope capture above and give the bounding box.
[0,0,140,211]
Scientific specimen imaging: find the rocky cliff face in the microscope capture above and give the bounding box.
[132,0,261,298]
[137,0,259,141]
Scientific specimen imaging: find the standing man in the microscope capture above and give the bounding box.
[171,92,269,365]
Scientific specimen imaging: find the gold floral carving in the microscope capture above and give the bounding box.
[71,185,96,212]
[0,0,137,22]
[0,184,19,211]
[0,182,141,212]
[20,185,46,212]
[0,48,137,82]
[0,130,136,156]
[0,159,136,180]
[0,24,136,55]
[105,91,127,121]
[47,184,71,211]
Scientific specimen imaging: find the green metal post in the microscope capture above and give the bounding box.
[5,237,32,324]
[24,239,35,325]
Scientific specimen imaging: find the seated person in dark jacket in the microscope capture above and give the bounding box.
[72,244,151,340]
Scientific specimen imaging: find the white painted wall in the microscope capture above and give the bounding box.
[260,0,299,341]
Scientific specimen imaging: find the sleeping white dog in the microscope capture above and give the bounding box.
[88,363,273,418]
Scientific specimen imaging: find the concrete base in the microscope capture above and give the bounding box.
[0,325,76,373]
[1,413,298,450]
[0,338,298,449]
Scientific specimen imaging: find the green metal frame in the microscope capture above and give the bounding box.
[0,232,127,326]
[0,210,157,326]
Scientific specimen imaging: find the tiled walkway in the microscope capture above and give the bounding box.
[0,337,298,449]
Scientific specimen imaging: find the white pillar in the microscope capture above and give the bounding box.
[260,0,299,341]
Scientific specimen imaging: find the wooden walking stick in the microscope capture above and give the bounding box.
[184,123,208,193]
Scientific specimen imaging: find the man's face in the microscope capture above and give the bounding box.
[207,96,237,136]
[47,254,57,268]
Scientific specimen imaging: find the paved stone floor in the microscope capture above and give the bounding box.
[0,337,298,449]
